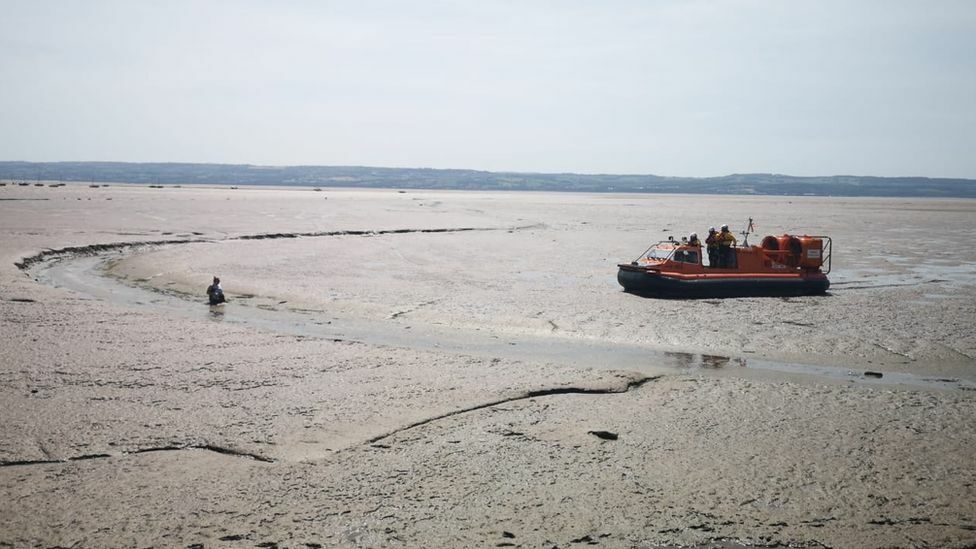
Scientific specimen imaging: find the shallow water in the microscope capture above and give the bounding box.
[35,254,975,392]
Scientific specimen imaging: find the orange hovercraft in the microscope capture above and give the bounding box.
[617,219,831,298]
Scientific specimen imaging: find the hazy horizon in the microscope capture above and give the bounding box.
[2,1,975,179]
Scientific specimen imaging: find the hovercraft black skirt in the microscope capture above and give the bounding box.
[617,268,830,299]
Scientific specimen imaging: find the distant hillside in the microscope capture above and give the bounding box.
[2,161,975,198]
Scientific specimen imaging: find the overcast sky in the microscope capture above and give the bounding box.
[1,1,974,178]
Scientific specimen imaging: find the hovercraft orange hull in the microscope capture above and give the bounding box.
[618,233,832,299]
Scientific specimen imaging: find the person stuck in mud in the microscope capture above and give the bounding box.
[206,276,225,305]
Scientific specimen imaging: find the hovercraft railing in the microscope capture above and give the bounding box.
[819,236,832,274]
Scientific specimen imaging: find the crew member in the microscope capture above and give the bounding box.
[717,224,737,267]
[705,227,719,267]
[687,232,701,247]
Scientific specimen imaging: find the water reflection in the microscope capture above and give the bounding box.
[208,304,225,321]
[664,351,747,369]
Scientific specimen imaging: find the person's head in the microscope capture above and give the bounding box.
[721,224,729,232]
[708,227,716,233]
[690,232,698,240]
[213,276,220,284]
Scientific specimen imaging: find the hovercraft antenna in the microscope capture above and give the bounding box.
[741,217,755,247]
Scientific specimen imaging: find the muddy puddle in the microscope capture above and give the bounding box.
[33,254,976,393]
[830,261,976,291]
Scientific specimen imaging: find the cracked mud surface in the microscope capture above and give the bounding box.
[1,184,975,547]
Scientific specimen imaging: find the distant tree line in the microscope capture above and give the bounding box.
[1,161,974,197]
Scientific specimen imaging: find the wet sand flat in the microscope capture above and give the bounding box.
[1,183,975,547]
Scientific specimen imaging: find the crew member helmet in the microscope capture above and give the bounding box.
[721,224,729,230]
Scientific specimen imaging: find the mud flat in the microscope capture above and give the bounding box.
[1,183,974,547]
